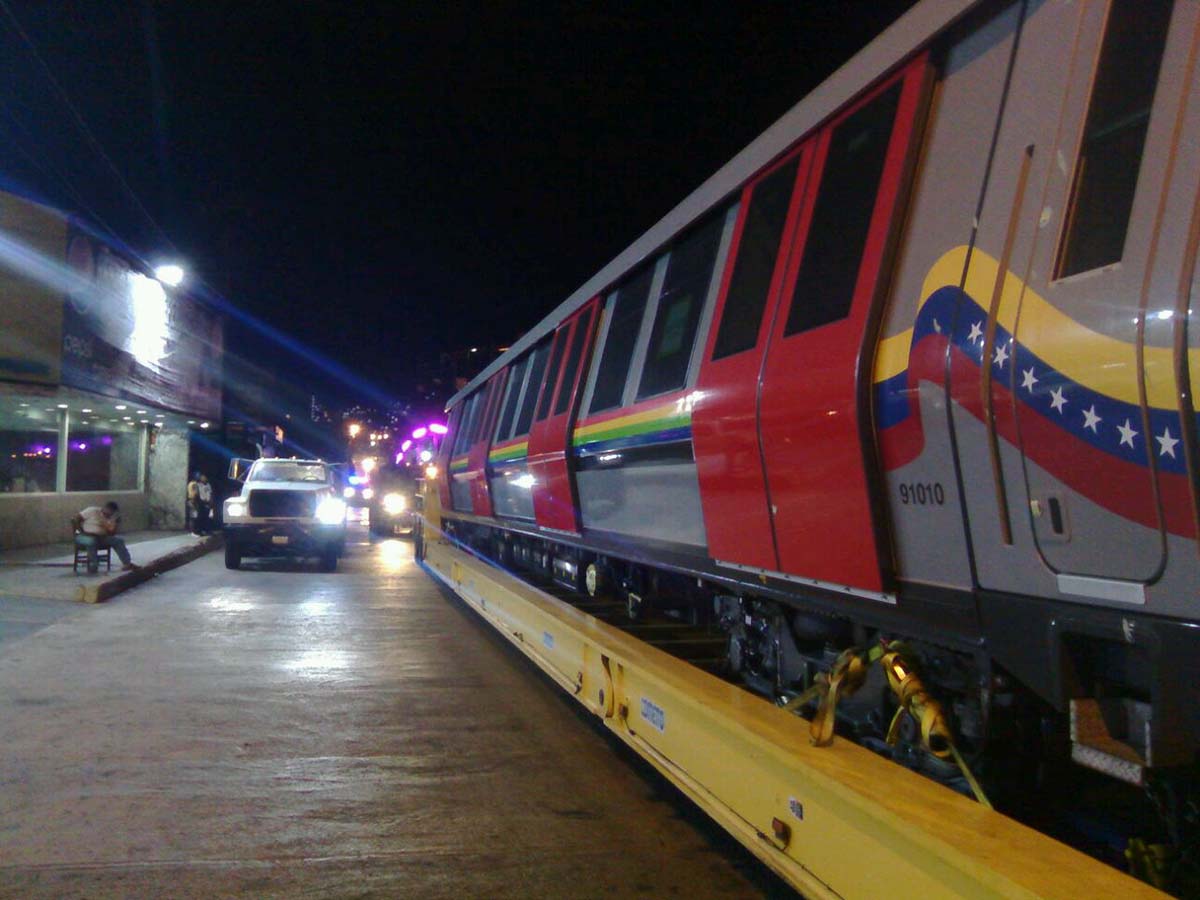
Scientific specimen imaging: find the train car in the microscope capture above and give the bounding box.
[431,0,1200,884]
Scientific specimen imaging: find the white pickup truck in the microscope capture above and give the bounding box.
[222,458,347,571]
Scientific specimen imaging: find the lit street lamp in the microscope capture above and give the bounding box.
[154,263,185,287]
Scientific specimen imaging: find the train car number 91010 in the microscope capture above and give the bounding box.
[898,481,945,506]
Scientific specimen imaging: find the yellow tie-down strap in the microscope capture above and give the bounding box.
[420,524,1162,900]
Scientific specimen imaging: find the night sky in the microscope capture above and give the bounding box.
[0,1,916,406]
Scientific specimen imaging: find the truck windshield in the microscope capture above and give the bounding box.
[250,462,328,483]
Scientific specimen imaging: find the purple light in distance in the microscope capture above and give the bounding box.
[400,439,412,452]
[412,427,428,439]
[429,423,448,435]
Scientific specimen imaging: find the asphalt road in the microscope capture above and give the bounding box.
[0,523,788,898]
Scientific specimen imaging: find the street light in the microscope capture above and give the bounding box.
[348,423,361,438]
[154,264,185,287]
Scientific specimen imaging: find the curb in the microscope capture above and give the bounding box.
[76,534,224,604]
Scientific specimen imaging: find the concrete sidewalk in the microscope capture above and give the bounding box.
[0,530,221,603]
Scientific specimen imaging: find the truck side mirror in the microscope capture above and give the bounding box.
[228,458,255,482]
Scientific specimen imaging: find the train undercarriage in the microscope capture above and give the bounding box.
[435,517,1199,894]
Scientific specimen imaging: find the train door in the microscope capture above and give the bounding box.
[958,0,1187,592]
[448,391,483,512]
[695,57,927,593]
[758,57,928,594]
[438,402,464,512]
[693,148,816,572]
[527,300,599,533]
[466,372,505,516]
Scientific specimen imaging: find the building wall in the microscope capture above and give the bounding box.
[0,490,148,549]
[147,429,187,530]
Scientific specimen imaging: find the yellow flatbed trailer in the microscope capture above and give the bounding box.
[418,511,1163,899]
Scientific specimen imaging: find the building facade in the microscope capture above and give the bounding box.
[0,191,222,548]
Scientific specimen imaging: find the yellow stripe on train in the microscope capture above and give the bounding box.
[872,246,1192,411]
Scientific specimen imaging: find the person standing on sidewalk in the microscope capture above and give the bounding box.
[195,473,213,535]
[72,502,137,573]
[187,472,200,534]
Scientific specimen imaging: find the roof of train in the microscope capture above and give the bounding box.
[447,0,976,410]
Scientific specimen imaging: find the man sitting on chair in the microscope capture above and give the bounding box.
[73,501,137,573]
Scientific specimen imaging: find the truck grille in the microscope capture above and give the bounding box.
[248,490,315,518]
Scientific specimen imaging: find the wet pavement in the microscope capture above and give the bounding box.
[0,524,782,898]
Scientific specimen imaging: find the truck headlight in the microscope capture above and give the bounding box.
[382,492,407,515]
[314,496,347,525]
[361,488,375,500]
[226,501,247,518]
[342,486,355,499]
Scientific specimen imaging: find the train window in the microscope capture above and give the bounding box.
[450,392,479,456]
[443,404,463,459]
[589,266,655,413]
[494,356,528,442]
[535,327,570,422]
[784,81,901,336]
[448,398,465,456]
[637,213,725,399]
[475,377,501,446]
[466,390,486,447]
[712,158,800,360]
[554,314,591,416]
[513,337,552,437]
[1056,0,1172,278]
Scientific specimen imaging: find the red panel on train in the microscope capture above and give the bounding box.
[761,58,925,593]
[527,300,598,533]
[693,149,814,572]
[467,373,504,517]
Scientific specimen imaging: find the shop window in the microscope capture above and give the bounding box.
[637,212,725,399]
[0,402,58,493]
[67,420,140,491]
[589,266,655,413]
[785,81,901,336]
[712,158,799,359]
[1057,0,1173,277]
[0,398,146,494]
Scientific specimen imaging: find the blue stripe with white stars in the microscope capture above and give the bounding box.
[878,286,1191,475]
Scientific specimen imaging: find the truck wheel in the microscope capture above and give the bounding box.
[224,543,242,570]
[318,547,338,572]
